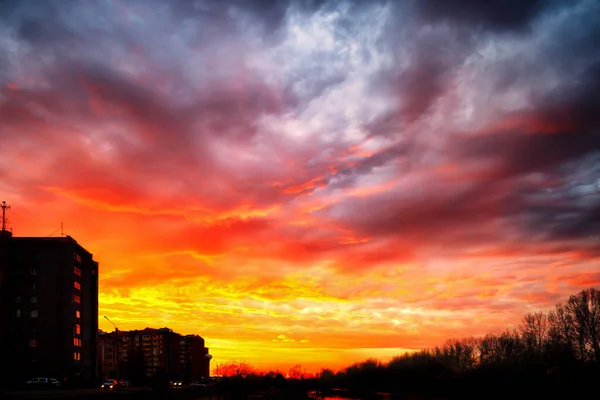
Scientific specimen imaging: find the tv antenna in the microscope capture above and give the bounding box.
[1,201,10,231]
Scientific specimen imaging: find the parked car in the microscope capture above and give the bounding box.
[118,380,131,387]
[170,380,183,387]
[26,377,60,389]
[100,380,118,390]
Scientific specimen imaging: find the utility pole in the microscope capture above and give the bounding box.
[1,201,10,231]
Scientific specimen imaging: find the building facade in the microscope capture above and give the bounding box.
[181,334,210,380]
[98,330,117,379]
[0,232,99,387]
[97,327,210,381]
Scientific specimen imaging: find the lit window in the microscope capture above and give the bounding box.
[75,324,80,335]
[74,253,81,262]
[74,338,82,346]
[74,266,81,276]
[76,310,80,319]
[30,296,37,304]
[73,294,80,304]
[30,310,38,318]
[16,309,21,317]
[73,352,81,360]
[74,281,81,290]
[30,339,37,347]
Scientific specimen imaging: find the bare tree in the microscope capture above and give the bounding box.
[442,337,477,372]
[477,331,525,366]
[213,360,256,377]
[520,311,549,355]
[288,364,304,379]
[564,288,600,362]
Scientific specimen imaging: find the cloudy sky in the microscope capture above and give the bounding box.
[1,0,599,372]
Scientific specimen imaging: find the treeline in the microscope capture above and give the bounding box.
[315,287,600,400]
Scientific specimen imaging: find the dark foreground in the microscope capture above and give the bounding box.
[2,387,212,400]
[2,385,594,400]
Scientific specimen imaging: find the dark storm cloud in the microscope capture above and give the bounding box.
[456,60,600,178]
[327,22,600,251]
[456,129,600,180]
[415,0,547,33]
[18,15,72,45]
[168,0,328,38]
[517,154,600,241]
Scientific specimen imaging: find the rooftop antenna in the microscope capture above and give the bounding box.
[1,201,10,232]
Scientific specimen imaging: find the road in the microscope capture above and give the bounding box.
[2,387,151,399]
[2,387,217,400]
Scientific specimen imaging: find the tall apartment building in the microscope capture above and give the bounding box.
[0,231,99,387]
[97,327,210,381]
[98,330,116,379]
[181,334,210,379]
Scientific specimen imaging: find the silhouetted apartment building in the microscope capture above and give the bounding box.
[181,334,210,379]
[98,330,116,379]
[98,327,210,380]
[0,232,99,387]
[121,327,182,377]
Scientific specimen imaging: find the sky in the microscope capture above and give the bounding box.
[1,0,599,373]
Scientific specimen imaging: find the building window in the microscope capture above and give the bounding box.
[74,324,81,335]
[74,281,81,290]
[14,296,21,303]
[30,296,37,304]
[30,310,38,318]
[74,266,82,276]
[73,352,81,361]
[74,338,82,347]
[30,267,36,275]
[76,310,80,319]
[30,339,38,347]
[32,355,38,362]
[16,309,21,318]
[74,253,81,263]
[32,280,36,289]
[73,294,80,304]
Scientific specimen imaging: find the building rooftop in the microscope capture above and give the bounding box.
[10,235,94,256]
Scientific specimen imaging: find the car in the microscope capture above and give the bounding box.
[100,380,118,390]
[171,380,183,387]
[190,381,207,387]
[26,377,60,389]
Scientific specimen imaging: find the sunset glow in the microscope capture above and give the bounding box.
[1,0,599,373]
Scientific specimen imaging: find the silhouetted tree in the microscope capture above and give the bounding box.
[311,288,600,400]
[442,337,477,372]
[214,360,255,377]
[288,364,304,379]
[564,288,600,362]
